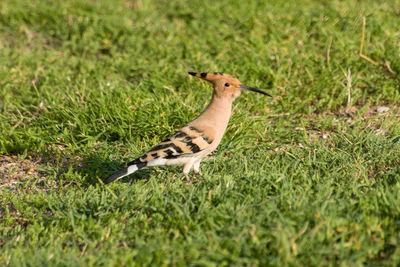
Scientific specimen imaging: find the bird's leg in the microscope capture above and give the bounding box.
[184,173,192,184]
[183,162,194,184]
[193,160,203,179]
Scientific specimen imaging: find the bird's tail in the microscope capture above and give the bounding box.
[104,159,146,184]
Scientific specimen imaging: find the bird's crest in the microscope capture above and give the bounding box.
[188,72,239,85]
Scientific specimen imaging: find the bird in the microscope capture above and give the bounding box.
[104,72,271,184]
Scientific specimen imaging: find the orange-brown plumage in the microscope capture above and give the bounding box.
[104,72,271,184]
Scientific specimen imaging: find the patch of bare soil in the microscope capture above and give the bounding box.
[0,154,48,190]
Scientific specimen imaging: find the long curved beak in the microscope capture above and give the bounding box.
[239,84,272,97]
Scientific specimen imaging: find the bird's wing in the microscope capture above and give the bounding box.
[128,125,216,167]
[105,125,216,184]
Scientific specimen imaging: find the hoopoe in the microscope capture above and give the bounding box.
[104,72,271,184]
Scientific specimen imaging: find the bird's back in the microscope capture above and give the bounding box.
[130,124,215,166]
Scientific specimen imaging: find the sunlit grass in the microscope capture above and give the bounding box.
[1,0,400,265]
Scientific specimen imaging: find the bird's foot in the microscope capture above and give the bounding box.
[195,173,203,179]
[184,173,192,185]
[184,174,200,185]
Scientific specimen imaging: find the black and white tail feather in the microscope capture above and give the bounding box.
[104,159,145,184]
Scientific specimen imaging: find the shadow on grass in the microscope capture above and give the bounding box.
[77,155,152,186]
[56,153,218,188]
[17,149,213,189]
[43,151,152,187]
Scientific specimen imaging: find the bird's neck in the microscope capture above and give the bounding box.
[193,93,233,127]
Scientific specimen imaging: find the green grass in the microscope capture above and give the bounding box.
[1,0,400,265]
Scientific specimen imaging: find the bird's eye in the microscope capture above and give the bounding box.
[225,83,230,87]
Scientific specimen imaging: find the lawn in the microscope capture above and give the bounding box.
[1,0,400,265]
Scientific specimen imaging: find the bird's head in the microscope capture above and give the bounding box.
[188,72,271,100]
